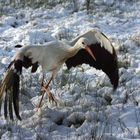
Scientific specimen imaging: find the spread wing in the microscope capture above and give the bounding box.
[0,45,39,120]
[65,29,119,89]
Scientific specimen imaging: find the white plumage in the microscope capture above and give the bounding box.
[14,38,94,73]
[67,29,113,54]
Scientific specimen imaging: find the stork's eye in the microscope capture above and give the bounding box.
[82,42,85,45]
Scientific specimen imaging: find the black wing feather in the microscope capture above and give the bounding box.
[8,90,14,120]
[4,91,8,119]
[0,49,39,120]
[12,72,22,120]
[65,43,118,89]
[31,62,38,73]
[23,56,39,73]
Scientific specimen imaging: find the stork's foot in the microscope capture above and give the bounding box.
[47,91,57,104]
[41,86,57,104]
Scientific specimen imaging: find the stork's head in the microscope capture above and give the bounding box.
[76,37,96,61]
[76,37,89,48]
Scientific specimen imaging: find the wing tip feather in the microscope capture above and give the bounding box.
[0,60,22,120]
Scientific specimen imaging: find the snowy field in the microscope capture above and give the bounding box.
[0,0,140,139]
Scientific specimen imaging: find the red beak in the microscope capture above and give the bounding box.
[85,46,96,61]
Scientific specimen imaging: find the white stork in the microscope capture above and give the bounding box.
[0,29,119,120]
[0,37,96,120]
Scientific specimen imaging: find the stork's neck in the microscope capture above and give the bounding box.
[69,36,81,46]
[67,42,82,58]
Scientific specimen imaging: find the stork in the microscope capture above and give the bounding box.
[0,29,119,120]
[0,37,96,120]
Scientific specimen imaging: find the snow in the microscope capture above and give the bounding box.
[0,0,140,139]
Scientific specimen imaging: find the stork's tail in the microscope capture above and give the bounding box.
[0,60,22,120]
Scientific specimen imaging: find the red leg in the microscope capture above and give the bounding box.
[38,75,56,108]
[41,74,44,87]
[41,86,56,104]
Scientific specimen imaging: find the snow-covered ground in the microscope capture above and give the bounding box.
[0,0,140,139]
